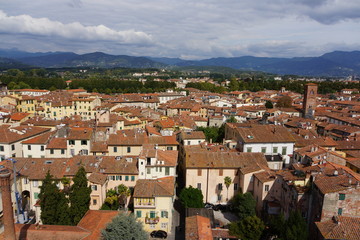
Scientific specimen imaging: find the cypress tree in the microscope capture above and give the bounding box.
[39,171,71,225]
[69,166,91,225]
[39,171,58,224]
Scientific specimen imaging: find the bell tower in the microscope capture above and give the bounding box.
[303,83,317,119]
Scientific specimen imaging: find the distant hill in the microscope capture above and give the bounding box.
[1,49,360,76]
[0,57,32,70]
[173,51,360,76]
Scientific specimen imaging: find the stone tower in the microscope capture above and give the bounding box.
[0,168,16,240]
[303,83,317,119]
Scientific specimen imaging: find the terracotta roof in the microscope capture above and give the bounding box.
[47,137,67,149]
[186,215,213,240]
[133,176,175,198]
[15,224,89,240]
[5,158,70,180]
[316,216,360,240]
[0,126,51,144]
[10,112,31,121]
[237,125,296,143]
[77,210,119,240]
[254,170,277,183]
[64,156,138,176]
[180,131,206,140]
[22,131,54,144]
[186,151,268,174]
[88,172,107,185]
[67,128,93,140]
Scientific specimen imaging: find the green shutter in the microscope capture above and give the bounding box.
[339,193,346,200]
[338,208,343,215]
[136,211,142,218]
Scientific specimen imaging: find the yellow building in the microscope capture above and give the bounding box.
[133,177,175,234]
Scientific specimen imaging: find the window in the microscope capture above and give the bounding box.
[273,147,278,154]
[339,193,346,200]
[187,141,191,145]
[69,140,75,145]
[161,223,168,229]
[28,145,31,150]
[61,149,65,155]
[147,168,151,174]
[246,147,252,152]
[11,145,15,151]
[131,176,135,181]
[250,176,254,182]
[150,211,156,218]
[234,183,238,191]
[0,146,4,151]
[125,176,129,181]
[81,140,87,145]
[167,146,173,150]
[197,183,201,190]
[136,210,142,218]
[161,211,168,218]
[197,169,202,176]
[28,155,32,158]
[165,167,170,176]
[265,185,270,192]
[219,169,223,176]
[92,199,97,205]
[218,183,223,191]
[33,181,38,187]
[91,185,97,191]
[40,146,44,151]
[23,178,29,185]
[34,192,39,199]
[217,194,222,201]
[338,208,343,215]
[282,147,287,155]
[127,147,131,153]
[261,147,266,153]
[50,149,54,155]
[113,147,117,152]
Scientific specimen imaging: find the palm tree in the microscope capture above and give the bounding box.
[224,176,232,201]
[117,184,131,210]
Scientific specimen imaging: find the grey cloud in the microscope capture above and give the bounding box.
[0,10,153,44]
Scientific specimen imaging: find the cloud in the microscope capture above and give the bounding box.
[0,10,152,44]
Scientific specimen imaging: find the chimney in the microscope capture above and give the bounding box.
[0,168,16,240]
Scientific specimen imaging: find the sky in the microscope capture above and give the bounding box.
[1,0,360,59]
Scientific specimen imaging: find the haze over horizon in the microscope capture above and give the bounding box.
[1,0,360,60]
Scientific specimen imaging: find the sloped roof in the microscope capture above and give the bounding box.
[237,125,296,143]
[133,176,175,198]
[316,216,360,240]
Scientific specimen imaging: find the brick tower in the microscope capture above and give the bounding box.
[0,168,16,240]
[303,83,317,119]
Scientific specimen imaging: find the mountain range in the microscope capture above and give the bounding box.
[1,49,360,77]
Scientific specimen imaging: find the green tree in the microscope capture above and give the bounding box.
[179,186,204,208]
[229,78,240,91]
[226,116,237,123]
[229,216,265,240]
[117,184,131,209]
[276,95,293,108]
[265,100,274,109]
[101,212,147,240]
[56,191,72,225]
[39,172,59,224]
[230,192,256,219]
[49,86,57,91]
[39,171,71,225]
[285,210,308,240]
[224,176,232,201]
[69,166,91,225]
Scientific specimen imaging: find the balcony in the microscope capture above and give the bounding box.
[145,217,159,224]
